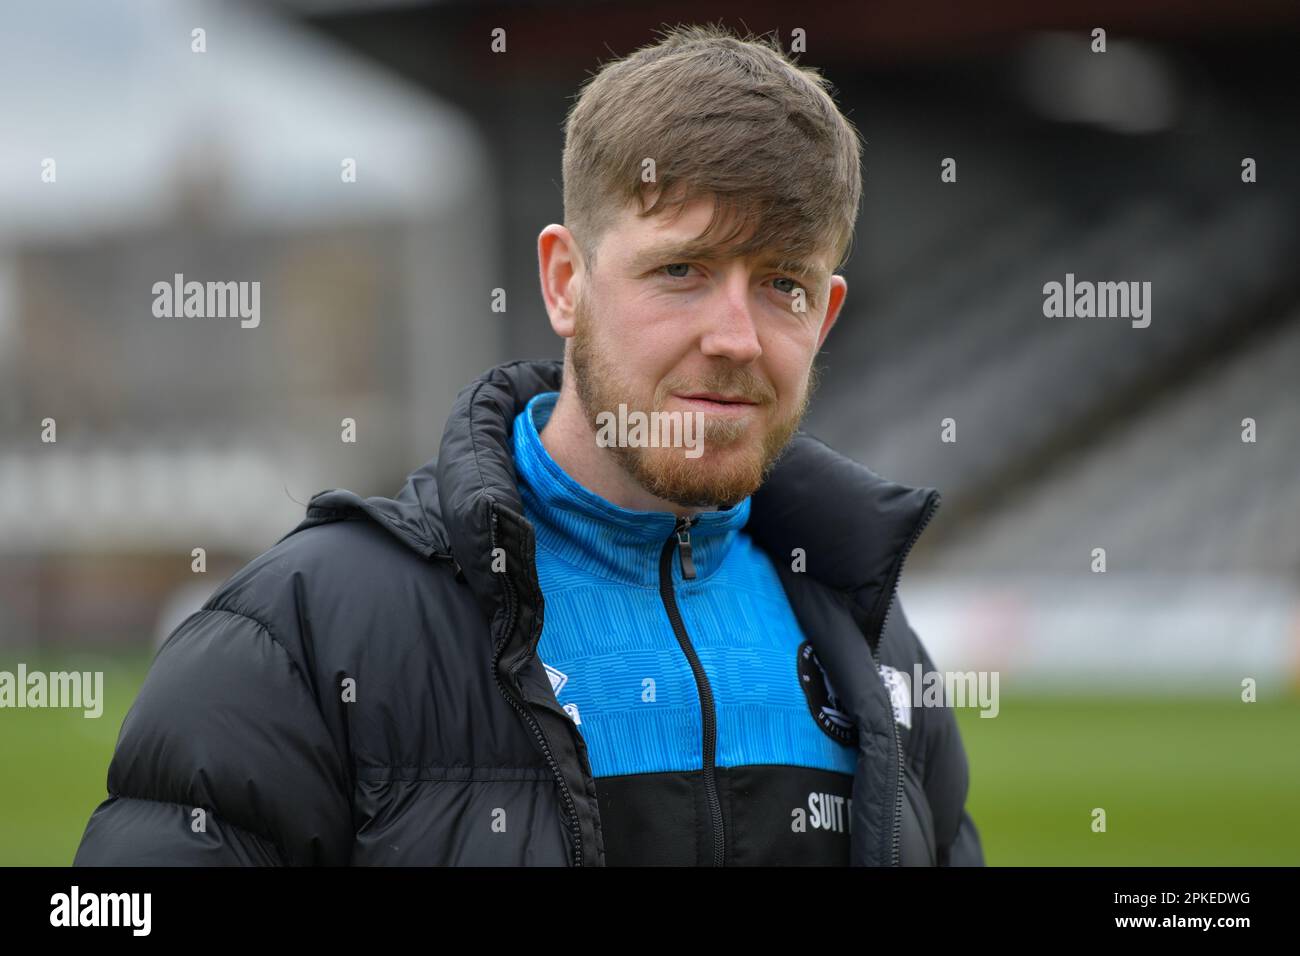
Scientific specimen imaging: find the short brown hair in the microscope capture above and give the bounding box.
[561,22,864,286]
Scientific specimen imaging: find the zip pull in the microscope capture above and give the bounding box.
[674,514,697,580]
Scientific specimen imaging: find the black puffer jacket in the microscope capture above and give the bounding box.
[74,358,984,866]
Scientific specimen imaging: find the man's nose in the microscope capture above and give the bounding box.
[698,274,763,364]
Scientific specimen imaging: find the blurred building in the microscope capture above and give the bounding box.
[0,0,498,645]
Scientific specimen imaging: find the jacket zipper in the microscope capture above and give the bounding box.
[675,515,697,579]
[873,491,941,866]
[866,636,905,867]
[487,507,585,866]
[658,513,725,866]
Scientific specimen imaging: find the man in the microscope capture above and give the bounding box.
[75,23,983,866]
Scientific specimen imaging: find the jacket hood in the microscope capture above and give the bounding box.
[290,358,940,635]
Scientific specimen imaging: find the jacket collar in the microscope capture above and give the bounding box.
[299,357,940,645]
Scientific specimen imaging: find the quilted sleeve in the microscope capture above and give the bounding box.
[73,606,353,866]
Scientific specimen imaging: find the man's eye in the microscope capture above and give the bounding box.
[658,265,807,303]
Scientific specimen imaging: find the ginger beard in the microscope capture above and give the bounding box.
[568,283,821,509]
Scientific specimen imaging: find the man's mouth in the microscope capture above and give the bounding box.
[671,392,761,415]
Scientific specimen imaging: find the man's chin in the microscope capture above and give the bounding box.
[620,441,771,509]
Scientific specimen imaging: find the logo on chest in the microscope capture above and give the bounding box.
[543,663,568,697]
[543,663,581,725]
[797,641,858,747]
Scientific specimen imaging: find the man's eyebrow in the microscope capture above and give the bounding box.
[628,241,727,271]
[631,242,829,286]
[765,257,830,287]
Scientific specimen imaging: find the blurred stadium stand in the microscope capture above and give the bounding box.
[932,307,1300,575]
[814,192,1297,552]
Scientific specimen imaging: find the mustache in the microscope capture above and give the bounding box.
[659,371,775,405]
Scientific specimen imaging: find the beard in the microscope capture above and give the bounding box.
[568,286,821,509]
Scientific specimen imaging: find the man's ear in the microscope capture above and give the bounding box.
[538,224,583,339]
[816,275,848,351]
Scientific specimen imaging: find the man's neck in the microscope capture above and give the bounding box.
[537,382,714,517]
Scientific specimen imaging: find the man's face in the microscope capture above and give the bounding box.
[566,196,846,508]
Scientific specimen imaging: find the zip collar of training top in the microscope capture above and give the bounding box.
[296,357,940,649]
[512,390,752,588]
